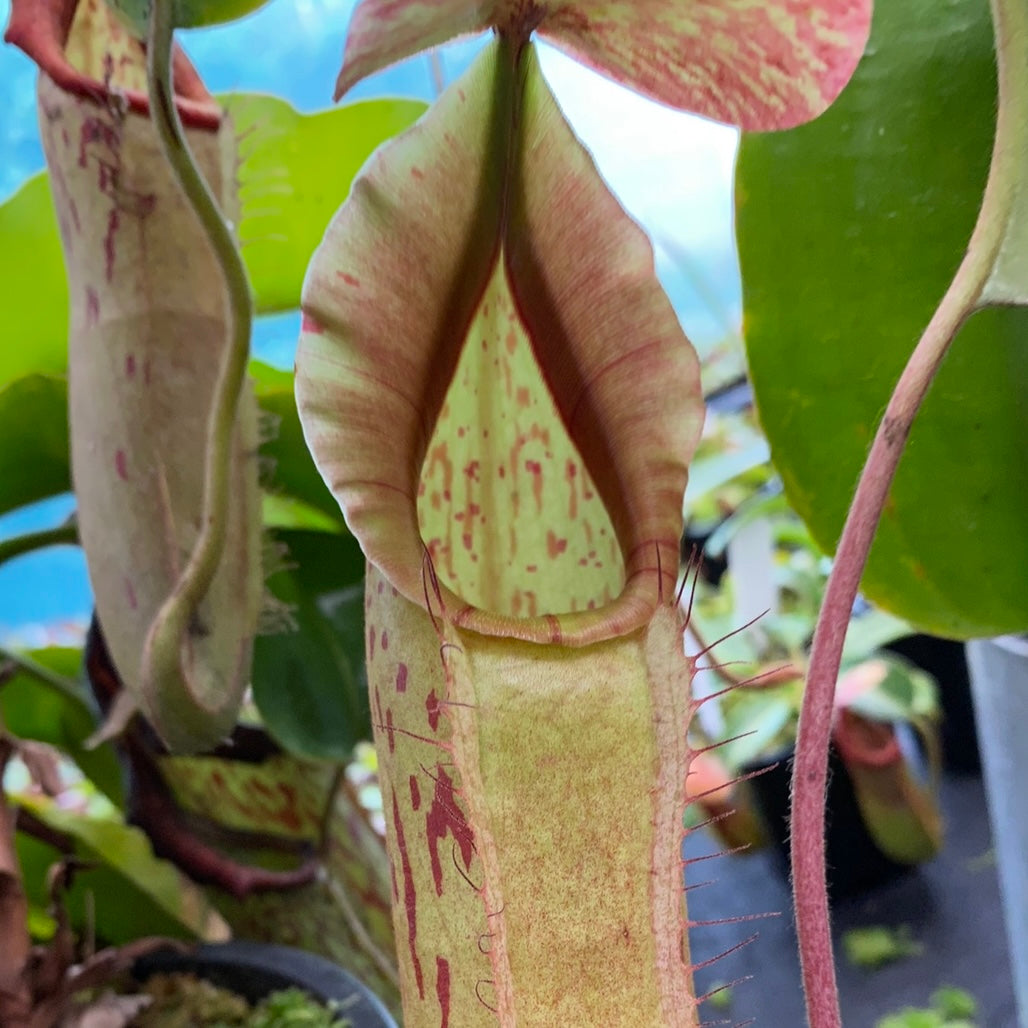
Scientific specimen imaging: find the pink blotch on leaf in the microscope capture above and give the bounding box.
[114,449,128,481]
[301,312,325,335]
[409,773,421,811]
[395,662,408,693]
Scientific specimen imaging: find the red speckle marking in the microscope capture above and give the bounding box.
[124,577,137,610]
[410,166,424,180]
[301,312,325,335]
[381,629,390,652]
[85,287,100,327]
[525,459,544,511]
[395,662,408,693]
[516,386,530,407]
[436,956,451,1028]
[426,689,441,731]
[114,449,128,480]
[505,328,517,354]
[409,774,421,810]
[547,531,568,558]
[426,763,475,896]
[336,271,361,287]
[368,626,377,661]
[103,208,119,282]
[392,792,424,998]
[125,353,136,378]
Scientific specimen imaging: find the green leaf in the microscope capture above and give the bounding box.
[1,99,426,380]
[251,360,347,527]
[14,800,217,943]
[931,987,977,1021]
[0,175,68,389]
[0,647,124,807]
[252,530,369,760]
[227,93,427,314]
[841,609,915,665]
[0,375,71,517]
[737,0,1028,638]
[843,924,923,969]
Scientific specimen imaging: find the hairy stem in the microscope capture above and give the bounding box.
[0,521,78,569]
[141,0,253,709]
[793,0,1024,1021]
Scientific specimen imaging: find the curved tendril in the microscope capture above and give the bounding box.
[140,0,253,721]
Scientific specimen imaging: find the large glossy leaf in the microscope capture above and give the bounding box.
[0,647,124,807]
[252,530,369,760]
[251,360,347,527]
[0,374,70,516]
[229,93,427,314]
[736,0,1028,638]
[0,175,67,389]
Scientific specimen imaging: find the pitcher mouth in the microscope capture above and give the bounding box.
[5,0,222,130]
[295,39,703,647]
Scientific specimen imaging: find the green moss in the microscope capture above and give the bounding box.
[132,974,350,1027]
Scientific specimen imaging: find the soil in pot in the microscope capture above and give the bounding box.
[129,942,396,1028]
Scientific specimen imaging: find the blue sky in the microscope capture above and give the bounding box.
[0,0,741,634]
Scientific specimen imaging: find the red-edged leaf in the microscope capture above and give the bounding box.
[536,0,872,130]
[335,0,493,99]
[5,0,220,129]
[335,0,871,130]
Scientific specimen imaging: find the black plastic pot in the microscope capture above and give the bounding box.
[134,941,397,1027]
[743,746,913,899]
